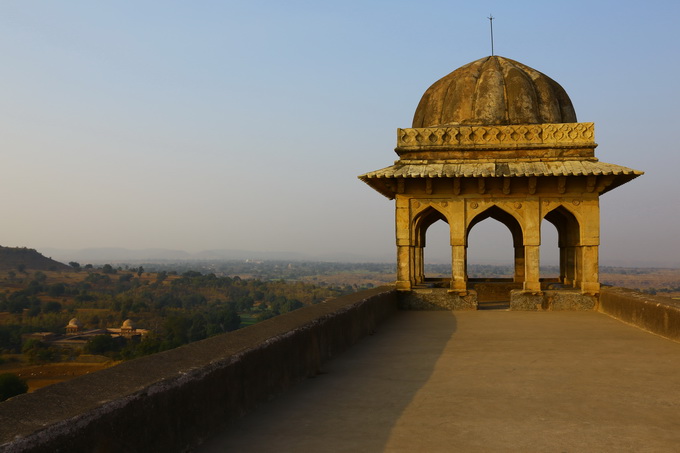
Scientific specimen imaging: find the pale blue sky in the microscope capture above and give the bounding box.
[0,1,678,266]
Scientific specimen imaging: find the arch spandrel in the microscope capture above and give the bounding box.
[411,203,450,230]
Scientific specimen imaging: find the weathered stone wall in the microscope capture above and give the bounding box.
[0,287,398,453]
[398,288,477,310]
[599,287,680,342]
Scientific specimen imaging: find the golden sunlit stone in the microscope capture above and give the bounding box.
[360,56,643,305]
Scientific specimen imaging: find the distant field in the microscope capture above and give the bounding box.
[600,267,680,298]
[1,262,679,395]
[0,355,116,392]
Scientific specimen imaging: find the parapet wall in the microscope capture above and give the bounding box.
[599,286,680,342]
[0,287,398,453]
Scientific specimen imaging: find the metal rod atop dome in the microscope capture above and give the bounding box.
[488,14,495,56]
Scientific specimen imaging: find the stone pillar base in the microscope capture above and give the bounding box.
[510,290,544,311]
[398,289,477,310]
[579,281,600,296]
[511,290,597,311]
[396,280,412,291]
[547,291,597,310]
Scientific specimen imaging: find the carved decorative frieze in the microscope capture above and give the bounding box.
[397,122,595,150]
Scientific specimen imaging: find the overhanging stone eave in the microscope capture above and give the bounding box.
[359,161,644,180]
[357,174,396,199]
[598,172,644,195]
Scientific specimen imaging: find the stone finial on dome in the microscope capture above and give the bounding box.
[412,56,576,127]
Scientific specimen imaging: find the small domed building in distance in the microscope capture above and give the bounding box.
[28,318,150,351]
[359,56,643,310]
[66,317,83,335]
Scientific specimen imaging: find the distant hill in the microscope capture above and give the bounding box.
[38,247,393,264]
[0,246,71,271]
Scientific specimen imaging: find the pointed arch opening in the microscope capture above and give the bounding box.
[466,206,524,306]
[466,206,524,278]
[412,206,450,287]
[543,205,581,287]
[467,219,514,276]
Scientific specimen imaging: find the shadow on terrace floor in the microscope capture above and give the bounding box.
[199,310,457,452]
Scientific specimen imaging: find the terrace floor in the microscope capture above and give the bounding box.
[199,310,680,452]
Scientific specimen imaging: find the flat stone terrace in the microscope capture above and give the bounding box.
[200,310,680,452]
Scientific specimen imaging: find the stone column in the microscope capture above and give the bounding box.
[395,242,411,290]
[564,246,576,285]
[558,246,567,283]
[395,196,412,290]
[523,245,541,292]
[414,245,424,285]
[573,246,582,289]
[577,199,600,294]
[579,245,600,294]
[522,202,541,292]
[451,245,467,293]
[514,246,525,282]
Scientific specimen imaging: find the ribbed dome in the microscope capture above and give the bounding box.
[412,56,577,127]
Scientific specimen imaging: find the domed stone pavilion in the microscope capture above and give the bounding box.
[359,56,643,309]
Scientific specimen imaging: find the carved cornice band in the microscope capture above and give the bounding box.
[396,122,595,151]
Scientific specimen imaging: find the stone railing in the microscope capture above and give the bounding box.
[599,287,680,342]
[0,287,398,452]
[396,122,595,151]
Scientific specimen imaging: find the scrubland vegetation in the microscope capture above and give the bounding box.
[0,261,374,394]
[0,255,678,396]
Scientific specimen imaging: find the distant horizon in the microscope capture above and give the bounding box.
[25,245,680,270]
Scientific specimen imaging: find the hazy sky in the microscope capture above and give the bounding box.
[0,1,678,266]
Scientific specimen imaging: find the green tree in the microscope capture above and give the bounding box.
[43,301,62,314]
[47,283,66,297]
[101,264,116,274]
[188,313,207,342]
[0,326,23,352]
[256,310,276,323]
[22,339,60,364]
[0,373,28,401]
[69,261,81,271]
[163,316,191,348]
